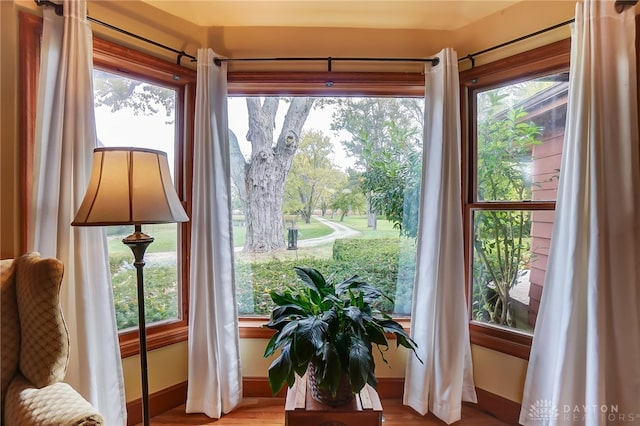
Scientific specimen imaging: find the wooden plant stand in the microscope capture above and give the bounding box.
[285,374,383,426]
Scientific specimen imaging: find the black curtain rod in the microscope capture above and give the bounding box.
[458,18,575,68]
[34,0,197,65]
[460,0,638,68]
[213,56,439,71]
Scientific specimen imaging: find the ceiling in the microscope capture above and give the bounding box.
[140,0,523,30]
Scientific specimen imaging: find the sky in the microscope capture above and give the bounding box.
[94,103,176,176]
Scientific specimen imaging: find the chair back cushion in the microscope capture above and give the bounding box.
[1,258,20,407]
[15,253,70,388]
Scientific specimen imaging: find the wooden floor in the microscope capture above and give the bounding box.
[146,398,510,425]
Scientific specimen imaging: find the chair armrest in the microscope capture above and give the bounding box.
[4,374,104,425]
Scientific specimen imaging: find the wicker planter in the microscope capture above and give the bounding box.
[307,362,354,407]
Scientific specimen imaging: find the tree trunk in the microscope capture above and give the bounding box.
[243,97,315,252]
[229,130,248,213]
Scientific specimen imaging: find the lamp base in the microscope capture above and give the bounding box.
[122,230,154,245]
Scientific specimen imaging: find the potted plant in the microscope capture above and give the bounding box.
[264,266,421,406]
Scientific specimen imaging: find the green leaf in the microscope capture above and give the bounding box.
[295,266,330,296]
[272,321,298,350]
[321,307,339,335]
[343,306,365,332]
[264,333,281,358]
[348,336,372,394]
[268,346,294,396]
[318,342,342,394]
[293,317,328,362]
[363,322,387,346]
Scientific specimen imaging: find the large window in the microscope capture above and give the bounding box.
[93,69,181,331]
[228,95,424,318]
[461,40,570,358]
[91,41,195,355]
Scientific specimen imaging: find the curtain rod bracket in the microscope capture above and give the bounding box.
[177,52,185,66]
[458,54,475,68]
[327,57,332,73]
[35,0,62,16]
[615,0,639,13]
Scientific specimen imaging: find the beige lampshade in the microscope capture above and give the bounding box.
[72,147,189,226]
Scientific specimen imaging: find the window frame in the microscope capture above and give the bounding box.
[460,39,571,359]
[19,11,196,357]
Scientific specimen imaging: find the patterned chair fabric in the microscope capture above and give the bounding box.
[1,253,104,425]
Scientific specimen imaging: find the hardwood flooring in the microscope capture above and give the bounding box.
[146,398,510,425]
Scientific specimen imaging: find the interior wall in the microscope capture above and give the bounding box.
[0,0,21,259]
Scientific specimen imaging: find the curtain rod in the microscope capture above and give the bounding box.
[213,56,439,71]
[34,0,197,65]
[459,18,574,68]
[460,0,638,68]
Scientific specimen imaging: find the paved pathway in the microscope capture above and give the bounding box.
[234,215,360,252]
[295,216,360,247]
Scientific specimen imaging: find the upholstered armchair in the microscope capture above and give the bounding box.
[1,252,104,425]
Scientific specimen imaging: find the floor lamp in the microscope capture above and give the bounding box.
[72,147,189,426]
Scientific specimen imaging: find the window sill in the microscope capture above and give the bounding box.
[469,322,532,360]
[116,317,528,361]
[238,317,412,339]
[119,322,188,358]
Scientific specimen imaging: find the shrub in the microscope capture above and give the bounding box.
[235,238,416,315]
[110,259,178,330]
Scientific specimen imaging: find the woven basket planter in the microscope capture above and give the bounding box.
[307,362,354,407]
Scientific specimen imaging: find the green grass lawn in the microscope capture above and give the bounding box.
[232,216,333,247]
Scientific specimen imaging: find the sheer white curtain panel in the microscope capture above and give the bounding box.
[29,1,127,424]
[519,1,640,425]
[187,48,243,418]
[403,48,477,425]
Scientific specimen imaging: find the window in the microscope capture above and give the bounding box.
[461,40,570,358]
[92,40,196,355]
[18,12,196,356]
[227,93,424,322]
[93,69,180,331]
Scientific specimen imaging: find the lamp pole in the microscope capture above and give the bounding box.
[122,224,154,426]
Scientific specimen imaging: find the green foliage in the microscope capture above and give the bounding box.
[472,89,541,327]
[263,267,420,398]
[331,98,423,237]
[109,256,179,330]
[329,170,366,220]
[284,130,345,222]
[363,140,422,238]
[235,238,413,316]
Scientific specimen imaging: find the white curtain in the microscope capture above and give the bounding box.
[29,1,127,424]
[520,2,640,425]
[403,48,477,425]
[187,48,243,418]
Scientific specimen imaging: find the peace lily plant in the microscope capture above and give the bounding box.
[264,266,421,405]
